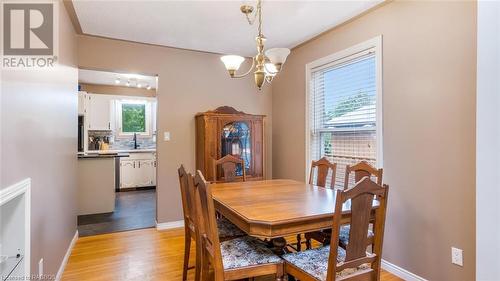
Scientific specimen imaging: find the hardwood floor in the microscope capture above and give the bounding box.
[62,227,403,281]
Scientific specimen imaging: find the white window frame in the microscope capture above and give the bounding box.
[115,99,153,138]
[304,36,383,182]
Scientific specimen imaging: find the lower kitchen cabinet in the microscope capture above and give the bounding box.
[136,159,156,187]
[119,152,156,189]
[119,160,136,188]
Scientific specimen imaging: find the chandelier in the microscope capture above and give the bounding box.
[220,0,290,90]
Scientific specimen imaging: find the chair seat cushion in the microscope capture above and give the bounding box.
[339,225,374,247]
[220,236,282,270]
[282,246,370,281]
[217,217,246,239]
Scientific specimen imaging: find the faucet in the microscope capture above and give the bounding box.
[133,133,140,149]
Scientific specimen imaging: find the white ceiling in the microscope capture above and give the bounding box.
[78,69,157,89]
[73,0,382,57]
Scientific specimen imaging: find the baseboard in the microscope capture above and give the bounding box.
[55,230,78,281]
[382,259,428,281]
[156,220,184,230]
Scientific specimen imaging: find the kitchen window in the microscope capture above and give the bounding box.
[306,37,382,187]
[116,100,152,137]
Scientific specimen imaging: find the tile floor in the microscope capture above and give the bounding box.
[77,189,156,237]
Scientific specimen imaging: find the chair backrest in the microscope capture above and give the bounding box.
[309,157,337,188]
[178,165,197,233]
[212,154,246,182]
[344,161,383,189]
[326,177,389,281]
[193,170,225,280]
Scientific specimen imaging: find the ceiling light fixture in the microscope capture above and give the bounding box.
[220,0,290,90]
[137,83,142,88]
[146,85,152,90]
[115,78,120,84]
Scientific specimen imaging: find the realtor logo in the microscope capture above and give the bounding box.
[2,2,57,68]
[3,3,54,56]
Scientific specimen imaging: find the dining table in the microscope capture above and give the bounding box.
[211,179,378,254]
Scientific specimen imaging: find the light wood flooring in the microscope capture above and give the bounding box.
[62,227,403,281]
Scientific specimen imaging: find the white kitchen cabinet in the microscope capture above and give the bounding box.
[136,159,156,186]
[78,91,87,115]
[87,94,112,130]
[119,160,137,189]
[119,152,156,189]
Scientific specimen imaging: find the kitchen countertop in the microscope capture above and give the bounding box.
[78,152,130,159]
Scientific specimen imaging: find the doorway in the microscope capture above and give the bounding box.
[76,68,159,237]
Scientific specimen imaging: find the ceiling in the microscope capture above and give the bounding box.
[72,0,382,57]
[78,69,157,89]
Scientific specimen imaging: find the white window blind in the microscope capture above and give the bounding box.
[309,49,378,188]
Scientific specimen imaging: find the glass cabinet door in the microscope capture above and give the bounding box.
[221,121,251,176]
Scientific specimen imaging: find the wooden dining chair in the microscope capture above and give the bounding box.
[300,157,337,251]
[344,161,383,188]
[178,165,201,281]
[193,170,284,281]
[309,157,337,188]
[339,161,383,249]
[212,155,246,183]
[283,177,389,281]
[178,165,246,281]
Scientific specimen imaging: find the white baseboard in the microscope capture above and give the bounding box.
[156,220,184,230]
[382,259,428,281]
[55,230,79,281]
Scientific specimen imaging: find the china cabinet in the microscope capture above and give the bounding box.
[195,106,265,181]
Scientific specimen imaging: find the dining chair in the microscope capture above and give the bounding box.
[344,161,383,187]
[193,170,285,281]
[282,177,389,281]
[178,165,246,281]
[300,157,337,251]
[339,161,383,249]
[178,165,201,281]
[212,154,246,183]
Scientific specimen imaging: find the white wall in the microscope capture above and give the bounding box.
[476,1,500,280]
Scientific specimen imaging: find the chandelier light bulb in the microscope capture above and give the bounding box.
[265,63,278,76]
[265,48,290,67]
[221,55,245,72]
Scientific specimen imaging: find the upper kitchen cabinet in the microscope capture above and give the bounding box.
[78,91,87,116]
[87,94,112,130]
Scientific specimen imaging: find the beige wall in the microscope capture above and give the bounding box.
[272,1,476,280]
[0,3,78,276]
[77,35,272,223]
[79,83,157,97]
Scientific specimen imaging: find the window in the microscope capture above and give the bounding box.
[116,100,152,137]
[307,37,382,188]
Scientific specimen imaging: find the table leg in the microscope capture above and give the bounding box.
[269,237,287,255]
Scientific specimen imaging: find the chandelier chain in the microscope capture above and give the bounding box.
[257,0,263,37]
[244,0,263,37]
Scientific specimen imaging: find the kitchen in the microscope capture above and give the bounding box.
[77,69,158,236]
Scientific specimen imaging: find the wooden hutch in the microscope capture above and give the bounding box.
[195,106,265,182]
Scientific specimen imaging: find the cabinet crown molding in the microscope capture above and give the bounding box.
[196,106,266,117]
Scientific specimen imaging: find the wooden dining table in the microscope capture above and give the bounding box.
[211,179,378,253]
